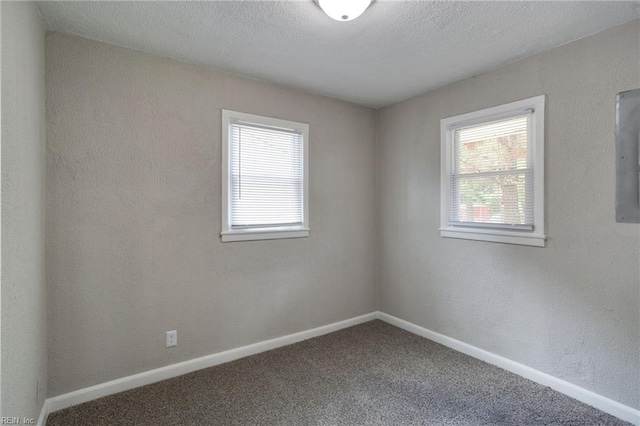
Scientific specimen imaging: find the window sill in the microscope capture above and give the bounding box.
[440,227,546,247]
[221,227,310,242]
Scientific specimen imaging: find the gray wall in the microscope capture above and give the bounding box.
[378,20,640,409]
[45,33,377,397]
[1,1,47,419]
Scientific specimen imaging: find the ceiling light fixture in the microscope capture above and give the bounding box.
[317,0,372,22]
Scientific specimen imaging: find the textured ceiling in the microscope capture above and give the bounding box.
[37,1,640,108]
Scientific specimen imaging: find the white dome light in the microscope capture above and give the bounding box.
[318,0,372,22]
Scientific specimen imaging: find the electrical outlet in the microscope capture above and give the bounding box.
[166,330,177,348]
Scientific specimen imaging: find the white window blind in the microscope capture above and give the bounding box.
[229,120,304,229]
[441,95,545,247]
[451,113,534,230]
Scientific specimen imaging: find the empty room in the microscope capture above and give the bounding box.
[1,0,639,425]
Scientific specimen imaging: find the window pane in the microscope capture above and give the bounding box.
[455,116,529,174]
[452,172,533,226]
[230,123,303,228]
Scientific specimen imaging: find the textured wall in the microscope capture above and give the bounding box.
[1,1,47,419]
[378,20,640,409]
[46,33,377,397]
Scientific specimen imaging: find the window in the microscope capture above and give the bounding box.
[221,110,309,242]
[440,96,545,247]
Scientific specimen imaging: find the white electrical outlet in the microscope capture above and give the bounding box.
[166,330,177,348]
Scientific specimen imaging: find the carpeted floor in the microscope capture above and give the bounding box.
[47,320,630,425]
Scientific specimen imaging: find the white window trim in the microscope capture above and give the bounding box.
[221,110,309,243]
[440,95,546,247]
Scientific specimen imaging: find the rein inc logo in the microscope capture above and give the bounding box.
[0,418,35,425]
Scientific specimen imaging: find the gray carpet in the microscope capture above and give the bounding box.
[47,320,630,425]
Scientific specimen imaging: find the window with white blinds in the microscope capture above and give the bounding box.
[451,114,533,229]
[440,96,546,247]
[221,110,309,242]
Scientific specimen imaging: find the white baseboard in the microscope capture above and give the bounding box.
[44,312,377,417]
[376,312,640,426]
[39,311,640,426]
